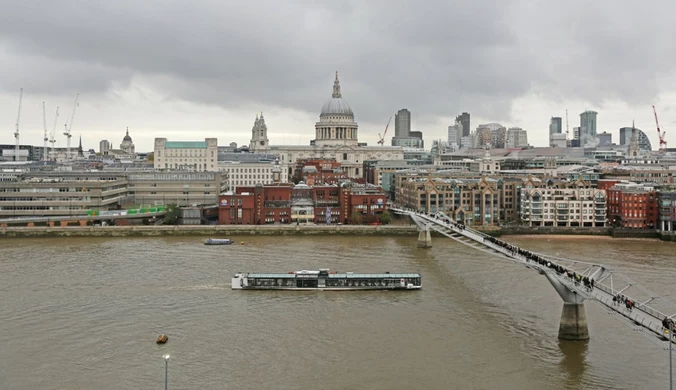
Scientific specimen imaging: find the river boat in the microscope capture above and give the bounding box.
[204,238,233,246]
[232,269,422,291]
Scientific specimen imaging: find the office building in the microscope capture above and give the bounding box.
[579,111,598,146]
[154,138,218,171]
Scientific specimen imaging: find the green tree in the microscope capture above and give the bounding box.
[379,210,392,225]
[351,210,362,225]
[163,204,180,225]
[147,153,154,162]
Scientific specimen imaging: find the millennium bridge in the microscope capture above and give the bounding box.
[391,207,676,349]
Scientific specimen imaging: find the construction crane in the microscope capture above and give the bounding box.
[49,107,59,161]
[652,105,668,153]
[14,88,23,161]
[42,102,48,160]
[63,93,79,159]
[377,116,392,146]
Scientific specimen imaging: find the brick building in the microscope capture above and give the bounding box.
[292,159,347,185]
[607,183,658,229]
[218,182,386,225]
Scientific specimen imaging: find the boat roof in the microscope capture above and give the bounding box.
[245,273,421,279]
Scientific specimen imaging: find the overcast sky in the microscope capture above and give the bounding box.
[1,1,676,152]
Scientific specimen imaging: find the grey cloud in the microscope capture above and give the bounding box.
[0,0,674,128]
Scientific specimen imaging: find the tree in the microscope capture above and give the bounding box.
[147,153,154,162]
[163,204,180,225]
[379,210,392,225]
[351,210,362,225]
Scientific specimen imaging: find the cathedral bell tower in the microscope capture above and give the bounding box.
[249,112,269,152]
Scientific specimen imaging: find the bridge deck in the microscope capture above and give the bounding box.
[392,208,676,348]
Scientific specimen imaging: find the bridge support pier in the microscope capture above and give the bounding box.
[543,272,589,341]
[417,228,432,248]
[558,303,589,341]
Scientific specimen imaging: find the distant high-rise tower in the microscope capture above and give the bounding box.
[99,139,111,154]
[392,108,423,148]
[579,111,598,146]
[456,112,470,137]
[394,109,411,138]
[549,117,562,136]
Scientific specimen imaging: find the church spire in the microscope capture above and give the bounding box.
[332,71,342,98]
[126,127,129,136]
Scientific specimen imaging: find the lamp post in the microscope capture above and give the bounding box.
[163,354,170,390]
[670,320,673,390]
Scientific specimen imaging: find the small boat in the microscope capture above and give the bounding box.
[156,334,168,344]
[204,238,233,246]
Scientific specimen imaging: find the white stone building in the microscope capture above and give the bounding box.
[218,160,288,189]
[250,72,404,179]
[520,186,607,227]
[154,138,218,171]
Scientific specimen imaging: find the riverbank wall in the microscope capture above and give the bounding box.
[0,224,420,238]
[0,224,674,242]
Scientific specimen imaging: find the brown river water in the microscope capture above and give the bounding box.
[0,235,674,390]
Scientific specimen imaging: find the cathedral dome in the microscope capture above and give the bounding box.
[122,127,133,142]
[321,98,353,116]
[320,72,353,117]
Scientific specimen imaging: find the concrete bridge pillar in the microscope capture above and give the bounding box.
[558,303,589,341]
[543,272,589,341]
[417,228,432,248]
[60,221,69,227]
[79,220,87,227]
[48,221,55,227]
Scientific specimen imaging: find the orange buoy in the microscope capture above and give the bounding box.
[156,334,168,344]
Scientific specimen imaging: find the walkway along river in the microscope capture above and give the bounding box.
[0,235,674,389]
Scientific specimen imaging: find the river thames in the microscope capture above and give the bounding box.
[0,235,674,389]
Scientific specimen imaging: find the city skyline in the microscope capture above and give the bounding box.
[1,1,676,152]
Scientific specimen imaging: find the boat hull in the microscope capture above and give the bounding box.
[234,286,422,291]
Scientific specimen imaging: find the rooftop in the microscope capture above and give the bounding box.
[165,141,207,149]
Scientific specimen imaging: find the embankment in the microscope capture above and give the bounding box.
[0,224,419,238]
[1,224,673,242]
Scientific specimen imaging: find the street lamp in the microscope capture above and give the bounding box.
[163,354,170,390]
[670,320,673,390]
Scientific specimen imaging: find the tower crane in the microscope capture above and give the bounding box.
[49,107,59,161]
[63,93,79,159]
[42,102,48,160]
[652,105,668,153]
[377,116,392,146]
[14,88,23,161]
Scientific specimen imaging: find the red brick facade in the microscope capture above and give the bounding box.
[607,184,658,229]
[218,183,387,225]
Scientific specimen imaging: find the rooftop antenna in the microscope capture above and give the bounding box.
[42,102,48,160]
[49,107,59,161]
[14,88,23,161]
[64,93,79,159]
